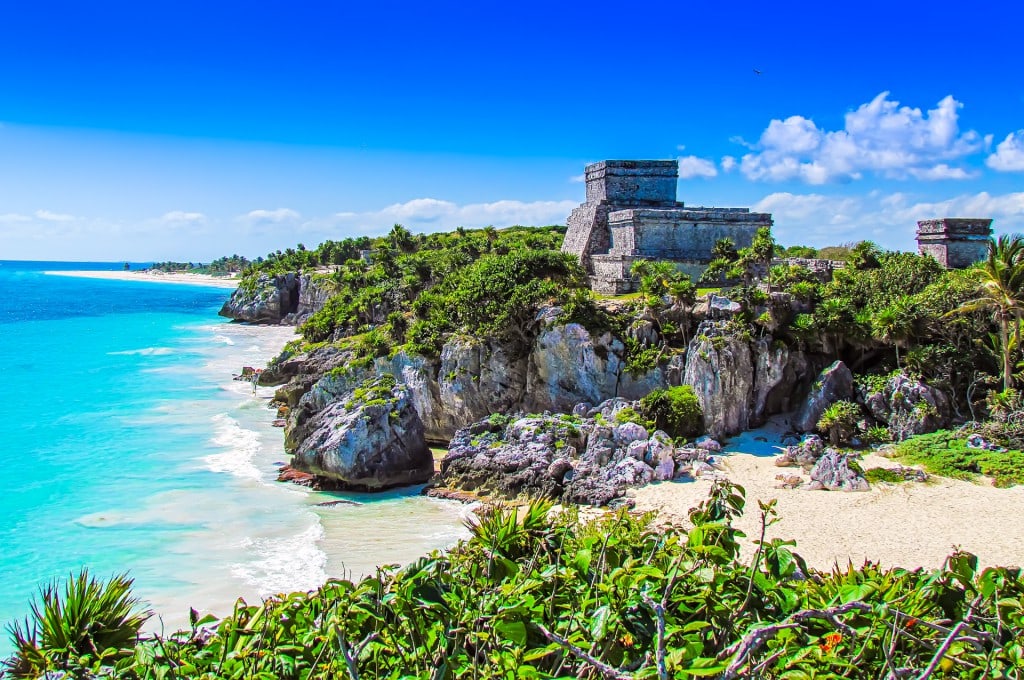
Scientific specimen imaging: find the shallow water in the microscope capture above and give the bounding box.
[0,262,469,653]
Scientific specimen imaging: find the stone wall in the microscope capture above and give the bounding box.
[607,209,763,260]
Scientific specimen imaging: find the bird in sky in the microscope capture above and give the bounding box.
[753,68,762,75]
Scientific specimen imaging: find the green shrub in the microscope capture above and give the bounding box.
[614,406,655,432]
[892,430,1024,487]
[638,385,703,438]
[4,570,150,678]
[816,400,862,445]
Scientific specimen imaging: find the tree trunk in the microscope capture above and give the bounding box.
[1001,315,1013,391]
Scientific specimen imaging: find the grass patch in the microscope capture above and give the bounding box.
[863,467,906,484]
[890,430,1024,487]
[591,291,643,301]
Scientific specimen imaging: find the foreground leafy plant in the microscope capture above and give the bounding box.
[5,484,1023,678]
[3,570,150,678]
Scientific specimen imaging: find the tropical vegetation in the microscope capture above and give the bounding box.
[4,484,1023,679]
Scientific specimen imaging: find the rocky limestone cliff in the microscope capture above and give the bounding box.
[220,273,332,325]
[275,303,822,470]
[290,377,433,490]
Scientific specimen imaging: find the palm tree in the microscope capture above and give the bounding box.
[871,298,916,369]
[953,234,1024,391]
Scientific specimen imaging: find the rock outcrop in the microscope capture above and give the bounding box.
[859,373,951,441]
[276,309,818,455]
[290,376,433,490]
[440,403,707,506]
[808,450,869,492]
[220,273,332,325]
[220,273,300,324]
[682,323,754,439]
[794,361,854,432]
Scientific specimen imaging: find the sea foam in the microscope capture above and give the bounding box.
[231,522,328,596]
[204,413,264,482]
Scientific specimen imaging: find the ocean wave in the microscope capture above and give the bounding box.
[230,521,327,596]
[213,335,235,346]
[203,413,264,481]
[108,347,176,356]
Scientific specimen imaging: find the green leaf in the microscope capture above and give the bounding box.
[574,548,593,574]
[590,605,611,641]
[494,620,527,646]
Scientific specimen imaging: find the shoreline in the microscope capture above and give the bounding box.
[45,269,239,289]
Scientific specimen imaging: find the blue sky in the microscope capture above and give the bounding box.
[1,0,1023,260]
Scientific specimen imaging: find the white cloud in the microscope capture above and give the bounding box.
[739,92,983,184]
[0,213,31,224]
[160,210,206,224]
[907,164,976,180]
[986,131,1024,171]
[237,208,302,223]
[569,173,585,183]
[720,156,737,172]
[676,155,718,179]
[34,209,75,222]
[754,189,1024,250]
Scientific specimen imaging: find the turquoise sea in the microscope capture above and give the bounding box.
[0,262,469,654]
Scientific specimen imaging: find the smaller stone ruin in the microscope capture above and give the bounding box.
[916,218,992,269]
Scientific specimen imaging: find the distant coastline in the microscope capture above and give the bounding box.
[45,269,239,289]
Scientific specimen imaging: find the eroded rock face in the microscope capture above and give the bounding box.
[220,273,300,323]
[752,338,809,424]
[794,361,854,433]
[220,273,331,325]
[282,274,333,325]
[523,309,669,414]
[683,322,754,439]
[440,405,705,506]
[291,378,433,490]
[438,337,528,435]
[859,373,950,441]
[276,306,815,468]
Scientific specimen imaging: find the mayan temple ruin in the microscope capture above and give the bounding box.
[561,160,773,293]
[916,218,993,269]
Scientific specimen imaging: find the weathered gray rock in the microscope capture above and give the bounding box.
[290,378,433,490]
[809,450,869,492]
[220,273,300,323]
[441,411,703,506]
[859,373,950,441]
[752,338,809,424]
[281,274,333,324]
[437,337,528,435]
[794,361,854,432]
[683,322,754,438]
[774,435,825,469]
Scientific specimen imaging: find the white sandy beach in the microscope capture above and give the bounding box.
[45,269,239,289]
[631,424,1024,571]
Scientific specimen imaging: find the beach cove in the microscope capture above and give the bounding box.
[0,262,469,654]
